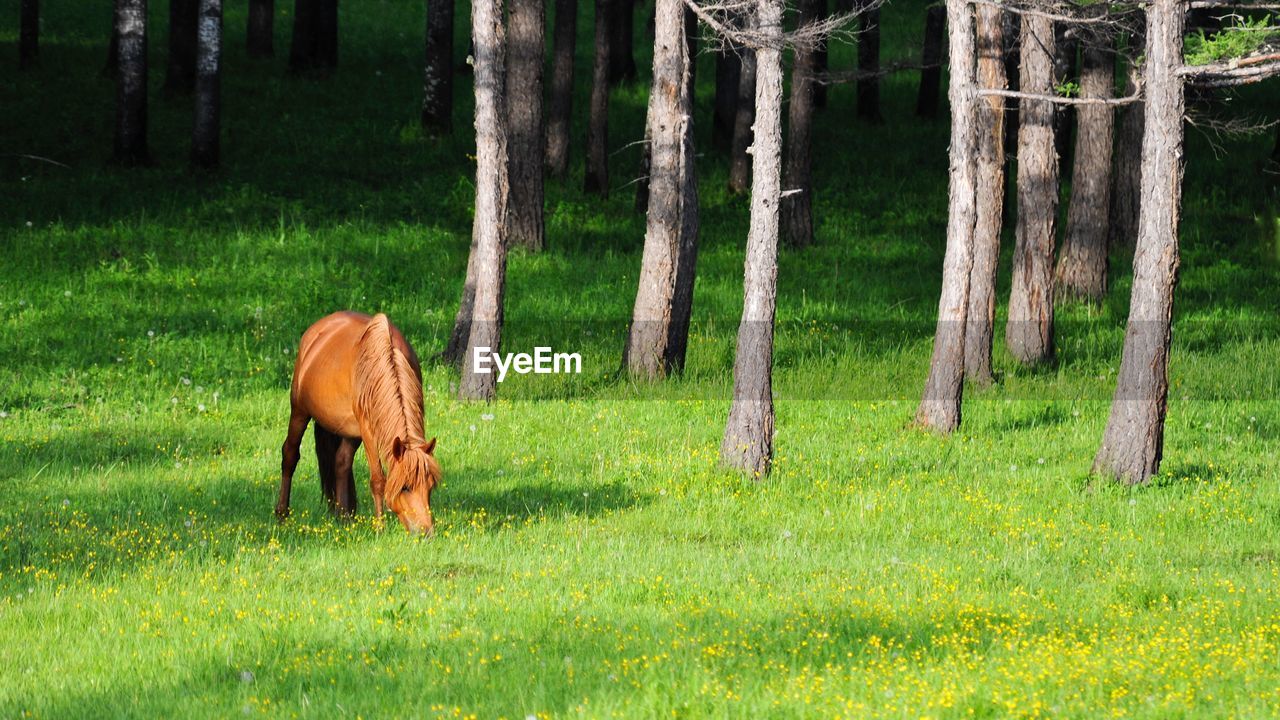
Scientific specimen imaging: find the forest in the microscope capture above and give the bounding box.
[3,0,1280,716]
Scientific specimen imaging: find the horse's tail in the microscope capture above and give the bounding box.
[353,314,424,460]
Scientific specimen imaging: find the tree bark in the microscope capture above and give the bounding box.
[813,0,828,108]
[545,0,577,175]
[459,0,510,402]
[165,0,198,94]
[916,4,945,119]
[1005,14,1056,367]
[722,0,782,476]
[856,0,881,122]
[192,0,221,169]
[247,0,273,57]
[1052,24,1078,171]
[289,0,318,71]
[1109,23,1144,250]
[713,45,741,150]
[19,0,38,69]
[506,0,546,251]
[728,42,757,194]
[1093,0,1184,484]
[585,0,613,195]
[114,0,150,165]
[443,234,478,366]
[422,0,455,134]
[625,0,699,378]
[915,0,977,432]
[1056,39,1114,304]
[610,0,637,83]
[782,0,820,249]
[963,4,1006,384]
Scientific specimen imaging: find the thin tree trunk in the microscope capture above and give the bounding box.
[1005,14,1056,366]
[105,24,120,76]
[545,0,577,174]
[19,0,39,69]
[247,0,273,57]
[916,4,944,119]
[459,0,510,402]
[782,0,820,248]
[728,42,757,194]
[915,0,977,432]
[713,46,741,150]
[585,0,613,195]
[722,0,782,476]
[1093,0,1184,484]
[1109,23,1144,250]
[610,0,637,83]
[165,0,198,94]
[289,0,317,71]
[856,0,881,122]
[443,235,478,366]
[963,4,1006,384]
[315,0,338,68]
[813,0,828,108]
[114,0,150,165]
[506,0,546,250]
[422,0,455,133]
[1056,39,1114,304]
[625,0,699,378]
[1002,11,1020,159]
[192,0,222,169]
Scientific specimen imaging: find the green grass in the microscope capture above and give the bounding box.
[4,1,1280,717]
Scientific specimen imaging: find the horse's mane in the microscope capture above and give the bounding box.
[353,313,427,473]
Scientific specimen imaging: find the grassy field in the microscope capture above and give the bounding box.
[4,1,1280,717]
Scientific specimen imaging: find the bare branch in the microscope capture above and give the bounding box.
[978,87,1144,106]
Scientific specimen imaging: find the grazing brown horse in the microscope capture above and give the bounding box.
[277,312,441,534]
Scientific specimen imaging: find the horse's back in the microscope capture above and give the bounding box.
[290,312,421,439]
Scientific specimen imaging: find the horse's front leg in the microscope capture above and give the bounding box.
[363,441,387,527]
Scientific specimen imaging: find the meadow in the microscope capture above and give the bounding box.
[4,0,1280,717]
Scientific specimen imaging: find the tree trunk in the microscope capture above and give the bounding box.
[114,0,150,165]
[625,0,699,378]
[506,0,546,250]
[545,0,577,174]
[813,0,828,108]
[915,0,977,432]
[963,4,1006,384]
[721,0,782,476]
[458,0,510,402]
[19,0,38,69]
[782,0,820,248]
[728,43,757,194]
[315,0,338,68]
[105,23,120,76]
[610,0,637,83]
[1109,23,1144,250]
[1052,24,1078,173]
[1001,11,1020,159]
[1056,39,1114,304]
[1005,14,1056,366]
[165,0,198,94]
[585,0,612,195]
[192,0,221,169]
[289,0,317,71]
[443,234,478,366]
[1093,0,1184,484]
[856,0,881,122]
[422,0,455,134]
[247,0,273,57]
[916,4,944,119]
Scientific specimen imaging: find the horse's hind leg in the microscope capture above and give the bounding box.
[314,426,341,516]
[334,437,361,517]
[277,409,310,521]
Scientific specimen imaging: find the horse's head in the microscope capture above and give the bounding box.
[385,436,440,535]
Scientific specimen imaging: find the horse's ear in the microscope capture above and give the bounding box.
[423,437,437,454]
[392,437,405,461]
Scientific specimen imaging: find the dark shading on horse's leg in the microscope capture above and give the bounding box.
[335,437,360,517]
[314,426,341,515]
[277,411,310,520]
